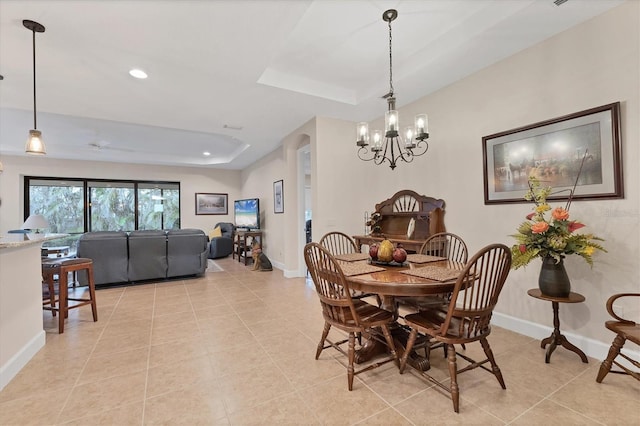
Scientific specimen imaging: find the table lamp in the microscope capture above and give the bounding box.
[21,214,49,233]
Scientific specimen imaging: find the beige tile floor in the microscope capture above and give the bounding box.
[1,257,638,425]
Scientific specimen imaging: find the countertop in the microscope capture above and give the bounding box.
[0,233,69,249]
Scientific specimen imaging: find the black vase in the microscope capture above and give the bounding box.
[538,256,571,298]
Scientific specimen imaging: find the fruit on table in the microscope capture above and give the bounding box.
[393,243,407,263]
[369,243,379,260]
[377,239,394,263]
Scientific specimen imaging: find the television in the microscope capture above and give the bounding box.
[234,198,260,230]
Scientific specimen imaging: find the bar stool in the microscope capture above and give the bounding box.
[41,258,98,333]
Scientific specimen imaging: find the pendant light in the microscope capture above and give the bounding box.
[23,19,46,155]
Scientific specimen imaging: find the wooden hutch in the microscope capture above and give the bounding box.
[353,190,446,253]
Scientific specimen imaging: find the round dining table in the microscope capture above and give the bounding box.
[343,259,465,371]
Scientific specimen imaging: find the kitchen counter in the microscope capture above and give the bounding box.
[0,233,68,390]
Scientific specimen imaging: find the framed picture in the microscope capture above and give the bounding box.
[273,180,284,214]
[195,193,228,215]
[482,102,623,204]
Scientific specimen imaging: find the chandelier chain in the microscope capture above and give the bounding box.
[388,19,394,96]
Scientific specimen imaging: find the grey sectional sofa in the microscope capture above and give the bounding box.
[77,229,208,286]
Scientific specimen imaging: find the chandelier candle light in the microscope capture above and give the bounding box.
[356,9,430,170]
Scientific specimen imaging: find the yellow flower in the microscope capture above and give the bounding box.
[584,246,595,256]
[536,204,551,213]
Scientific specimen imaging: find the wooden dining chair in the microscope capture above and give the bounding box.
[304,242,399,391]
[319,231,380,305]
[398,232,469,311]
[318,231,359,256]
[596,293,640,383]
[399,243,512,413]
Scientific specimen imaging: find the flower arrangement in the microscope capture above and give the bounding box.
[510,177,606,269]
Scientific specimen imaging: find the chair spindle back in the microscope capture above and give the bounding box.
[318,232,358,256]
[440,244,511,339]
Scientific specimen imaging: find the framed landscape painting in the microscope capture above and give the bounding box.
[482,102,623,204]
[195,193,228,215]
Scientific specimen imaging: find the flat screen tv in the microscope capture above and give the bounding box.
[234,198,260,230]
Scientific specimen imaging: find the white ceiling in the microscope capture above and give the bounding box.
[0,0,623,170]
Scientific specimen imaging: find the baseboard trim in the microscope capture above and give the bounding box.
[0,330,46,391]
[492,311,639,363]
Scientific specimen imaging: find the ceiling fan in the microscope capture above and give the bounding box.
[87,141,134,152]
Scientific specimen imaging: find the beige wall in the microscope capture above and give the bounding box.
[0,155,242,234]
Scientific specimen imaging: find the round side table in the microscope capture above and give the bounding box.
[527,288,588,364]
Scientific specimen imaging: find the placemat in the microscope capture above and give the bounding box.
[406,254,447,264]
[334,253,371,262]
[400,265,461,281]
[339,262,386,277]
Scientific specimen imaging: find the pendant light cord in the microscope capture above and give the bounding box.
[32,27,37,130]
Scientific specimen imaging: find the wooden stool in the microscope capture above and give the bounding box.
[41,258,98,333]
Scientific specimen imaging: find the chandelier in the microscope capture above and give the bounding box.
[356,10,429,170]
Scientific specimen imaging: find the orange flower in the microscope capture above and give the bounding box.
[519,244,527,254]
[531,222,549,234]
[552,208,570,221]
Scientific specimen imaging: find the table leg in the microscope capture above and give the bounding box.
[354,295,431,371]
[540,301,588,363]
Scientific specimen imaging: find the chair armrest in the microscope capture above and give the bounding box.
[606,293,639,324]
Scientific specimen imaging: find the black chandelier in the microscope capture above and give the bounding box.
[356,9,429,170]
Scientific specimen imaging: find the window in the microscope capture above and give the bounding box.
[25,177,180,238]
[28,178,85,234]
[137,183,180,230]
[89,181,135,231]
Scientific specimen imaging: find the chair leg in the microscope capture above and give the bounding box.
[316,322,331,360]
[87,266,98,322]
[399,328,419,374]
[46,275,56,317]
[58,270,69,334]
[348,332,355,391]
[597,334,625,383]
[446,344,460,413]
[480,337,506,389]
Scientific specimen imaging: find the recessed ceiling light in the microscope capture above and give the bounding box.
[203,151,211,156]
[129,69,148,79]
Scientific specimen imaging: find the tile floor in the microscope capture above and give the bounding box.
[1,257,638,425]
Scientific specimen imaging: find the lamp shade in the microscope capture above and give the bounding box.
[25,130,46,155]
[21,214,49,231]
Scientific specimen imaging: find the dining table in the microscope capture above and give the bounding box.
[334,252,466,371]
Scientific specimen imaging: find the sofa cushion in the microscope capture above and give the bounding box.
[77,231,129,285]
[128,230,168,282]
[209,226,222,239]
[167,229,208,277]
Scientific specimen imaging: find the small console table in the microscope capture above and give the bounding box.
[234,231,263,265]
[527,288,588,364]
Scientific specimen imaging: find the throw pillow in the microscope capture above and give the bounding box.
[209,226,223,239]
